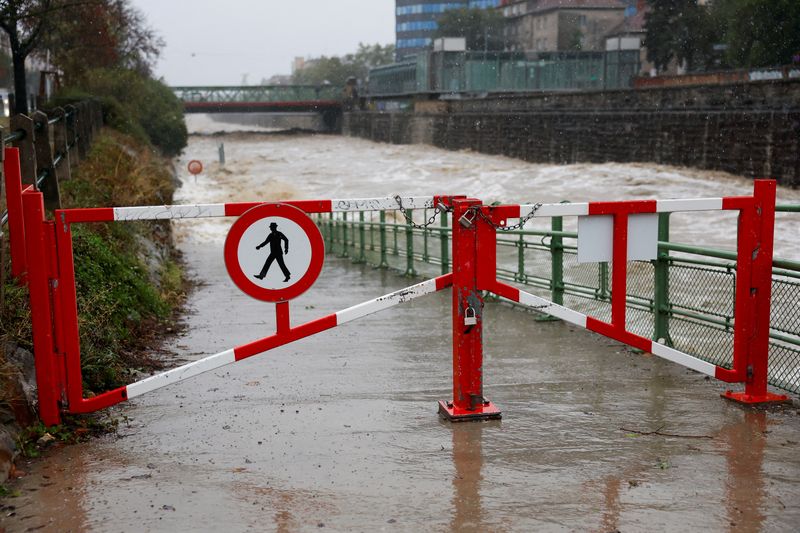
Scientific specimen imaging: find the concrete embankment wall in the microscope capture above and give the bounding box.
[344,80,800,187]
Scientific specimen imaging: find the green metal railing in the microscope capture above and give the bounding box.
[315,205,800,395]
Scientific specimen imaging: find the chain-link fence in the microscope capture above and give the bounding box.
[316,206,800,395]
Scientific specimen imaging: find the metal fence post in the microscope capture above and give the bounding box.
[405,208,416,276]
[599,262,610,301]
[438,198,500,421]
[51,107,71,182]
[21,189,61,426]
[440,210,449,275]
[515,220,525,282]
[551,216,564,306]
[64,105,79,167]
[422,208,429,262]
[339,212,348,258]
[653,213,672,344]
[33,111,61,211]
[10,114,37,185]
[379,210,388,268]
[356,211,366,263]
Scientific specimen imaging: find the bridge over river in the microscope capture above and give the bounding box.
[4,128,800,531]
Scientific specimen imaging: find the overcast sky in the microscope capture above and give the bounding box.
[128,0,396,85]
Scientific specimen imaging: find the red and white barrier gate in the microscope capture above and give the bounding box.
[3,146,787,426]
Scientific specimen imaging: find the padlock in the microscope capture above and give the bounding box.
[464,306,477,326]
[458,210,476,228]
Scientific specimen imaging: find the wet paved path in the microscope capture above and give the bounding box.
[3,132,800,532]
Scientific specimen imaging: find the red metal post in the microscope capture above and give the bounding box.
[22,190,62,426]
[723,179,788,404]
[438,198,501,421]
[4,148,28,281]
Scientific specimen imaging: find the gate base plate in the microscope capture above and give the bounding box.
[438,400,502,422]
[722,390,791,405]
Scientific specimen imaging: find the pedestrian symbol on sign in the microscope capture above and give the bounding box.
[224,203,324,302]
[254,222,291,282]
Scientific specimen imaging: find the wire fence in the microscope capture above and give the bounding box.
[315,206,800,395]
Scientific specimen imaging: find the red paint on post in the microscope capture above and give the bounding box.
[439,198,501,421]
[224,199,333,217]
[22,190,61,426]
[588,200,657,215]
[4,148,27,280]
[723,180,788,404]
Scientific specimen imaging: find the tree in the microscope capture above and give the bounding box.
[292,43,395,86]
[37,0,162,83]
[720,0,800,68]
[0,1,85,114]
[644,0,722,73]
[434,8,506,51]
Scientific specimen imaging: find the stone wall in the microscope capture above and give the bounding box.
[345,80,800,187]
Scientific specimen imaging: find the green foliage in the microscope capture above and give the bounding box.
[292,42,395,85]
[55,68,187,157]
[644,0,722,72]
[434,8,506,51]
[645,0,800,72]
[720,0,800,68]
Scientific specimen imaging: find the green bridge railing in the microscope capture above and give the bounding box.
[315,205,800,395]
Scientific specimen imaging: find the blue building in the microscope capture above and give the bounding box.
[395,1,502,59]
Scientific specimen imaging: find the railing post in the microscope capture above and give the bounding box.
[64,105,79,167]
[3,147,27,281]
[33,111,61,211]
[438,198,501,421]
[339,212,348,258]
[356,211,366,263]
[10,113,37,185]
[440,210,449,275]
[76,102,89,160]
[422,209,430,263]
[599,262,610,301]
[723,179,788,404]
[653,213,672,345]
[515,219,525,282]
[379,210,388,268]
[50,107,71,182]
[551,216,564,306]
[327,212,334,251]
[21,189,61,426]
[405,208,416,276]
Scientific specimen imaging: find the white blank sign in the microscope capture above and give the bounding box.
[577,213,658,263]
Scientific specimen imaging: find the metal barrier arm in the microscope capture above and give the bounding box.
[76,274,453,407]
[490,281,718,378]
[58,196,438,223]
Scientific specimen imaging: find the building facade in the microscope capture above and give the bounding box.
[395,1,502,59]
[501,0,626,53]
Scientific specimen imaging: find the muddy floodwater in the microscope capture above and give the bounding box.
[3,121,800,532]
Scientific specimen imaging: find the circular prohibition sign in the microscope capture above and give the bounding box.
[224,203,325,302]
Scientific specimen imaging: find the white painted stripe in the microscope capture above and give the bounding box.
[336,278,439,325]
[113,204,227,221]
[650,341,717,377]
[126,349,236,399]
[516,289,588,328]
[331,197,434,212]
[520,202,590,217]
[656,198,723,213]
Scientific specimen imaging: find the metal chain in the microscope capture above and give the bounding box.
[395,195,542,232]
[394,195,444,229]
[470,202,543,232]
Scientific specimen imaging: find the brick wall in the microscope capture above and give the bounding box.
[344,80,800,187]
